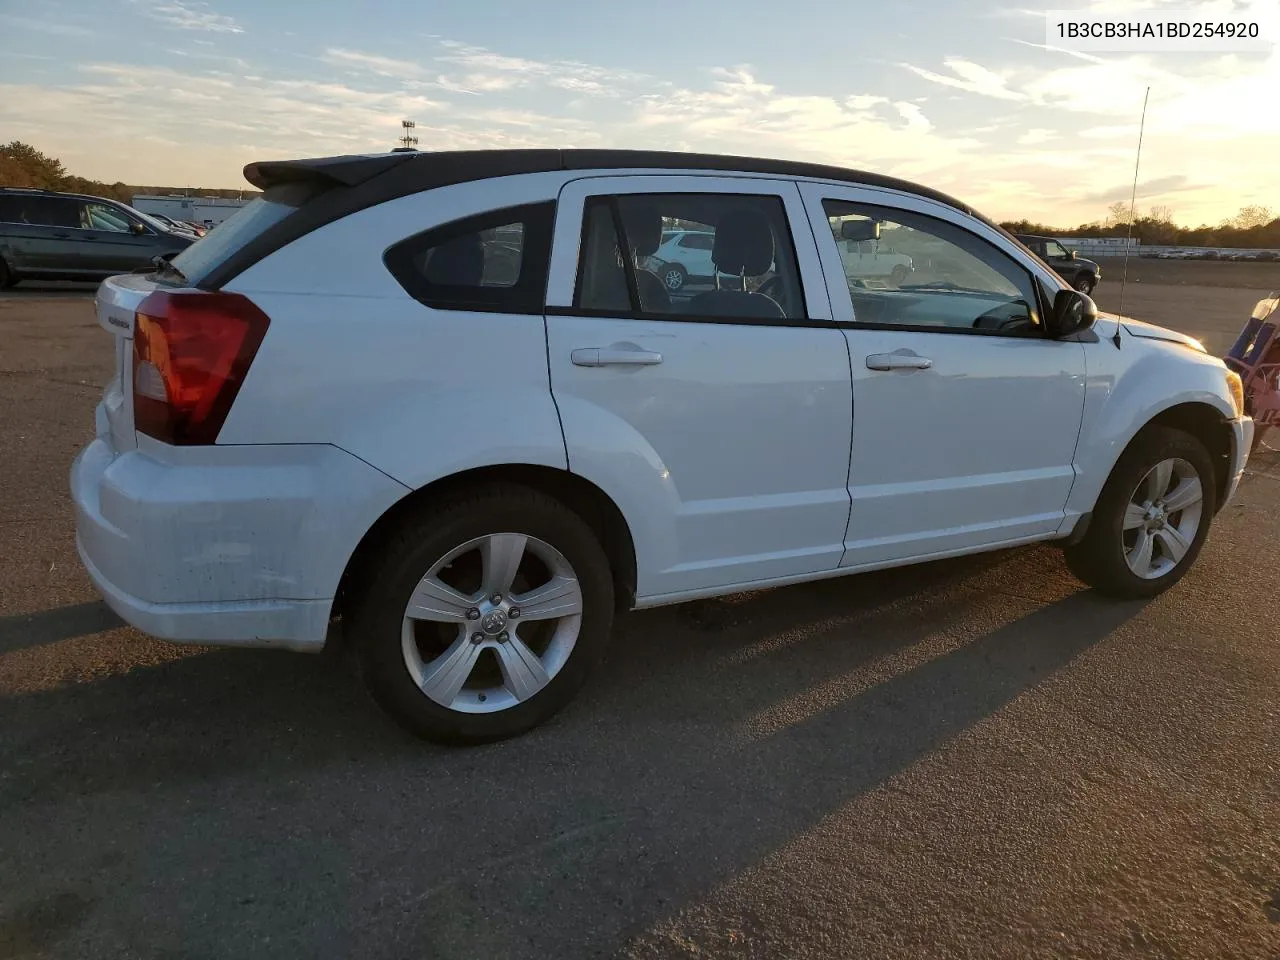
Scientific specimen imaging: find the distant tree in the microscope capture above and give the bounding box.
[1149,204,1174,223]
[1105,201,1131,226]
[1234,205,1273,230]
[0,141,67,188]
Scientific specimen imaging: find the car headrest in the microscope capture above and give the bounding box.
[621,203,663,257]
[423,233,484,286]
[713,209,775,276]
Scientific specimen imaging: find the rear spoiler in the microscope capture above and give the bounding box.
[242,153,417,191]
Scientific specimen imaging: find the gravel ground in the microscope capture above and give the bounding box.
[0,279,1277,960]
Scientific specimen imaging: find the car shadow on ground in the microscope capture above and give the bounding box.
[0,547,1147,958]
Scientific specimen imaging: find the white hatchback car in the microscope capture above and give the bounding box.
[72,149,1253,744]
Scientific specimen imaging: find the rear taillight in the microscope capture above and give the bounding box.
[132,290,270,445]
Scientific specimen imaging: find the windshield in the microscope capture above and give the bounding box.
[167,182,322,286]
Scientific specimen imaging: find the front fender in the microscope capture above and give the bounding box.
[1066,336,1236,518]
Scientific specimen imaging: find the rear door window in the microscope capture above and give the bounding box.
[18,196,81,228]
[383,201,556,313]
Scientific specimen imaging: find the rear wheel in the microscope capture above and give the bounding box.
[1064,427,1215,598]
[0,258,14,289]
[349,484,615,745]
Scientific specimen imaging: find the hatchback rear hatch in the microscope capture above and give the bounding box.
[92,182,329,450]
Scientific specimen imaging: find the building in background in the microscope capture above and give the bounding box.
[131,194,249,228]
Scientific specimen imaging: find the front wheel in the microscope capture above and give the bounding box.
[349,484,615,744]
[0,257,14,290]
[661,263,687,292]
[889,264,909,285]
[1074,274,1096,295]
[1064,427,1215,599]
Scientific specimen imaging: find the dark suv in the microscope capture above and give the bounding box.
[1014,234,1101,295]
[0,188,196,288]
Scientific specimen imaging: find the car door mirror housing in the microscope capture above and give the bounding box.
[1048,289,1097,338]
[1068,249,1078,260]
[130,222,147,235]
[840,220,880,242]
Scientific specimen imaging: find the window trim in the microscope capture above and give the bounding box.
[570,189,812,324]
[382,200,556,315]
[819,197,1050,339]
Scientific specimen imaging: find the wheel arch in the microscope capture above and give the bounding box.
[1094,400,1234,514]
[331,463,639,637]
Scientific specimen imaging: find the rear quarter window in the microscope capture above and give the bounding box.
[382,201,556,314]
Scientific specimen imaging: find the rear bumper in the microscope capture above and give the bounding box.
[70,425,408,652]
[1225,416,1253,507]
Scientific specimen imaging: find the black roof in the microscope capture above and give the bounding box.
[243,148,991,224]
[0,186,127,205]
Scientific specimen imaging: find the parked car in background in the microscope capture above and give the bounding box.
[646,229,716,291]
[72,148,1252,745]
[1014,234,1101,294]
[1257,251,1280,261]
[0,188,195,288]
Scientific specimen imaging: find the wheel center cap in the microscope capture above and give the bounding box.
[480,610,508,635]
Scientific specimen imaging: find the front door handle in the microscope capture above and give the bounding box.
[866,353,933,371]
[571,345,664,367]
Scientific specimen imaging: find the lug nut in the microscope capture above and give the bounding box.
[466,608,480,621]
[507,607,520,619]
[470,632,484,644]
[490,593,503,604]
[497,631,509,642]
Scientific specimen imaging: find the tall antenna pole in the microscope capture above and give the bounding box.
[1117,86,1150,328]
[397,120,419,151]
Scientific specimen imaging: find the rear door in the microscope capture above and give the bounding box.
[544,174,854,601]
[77,201,163,273]
[0,195,84,274]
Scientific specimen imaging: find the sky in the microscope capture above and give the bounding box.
[0,0,1274,225]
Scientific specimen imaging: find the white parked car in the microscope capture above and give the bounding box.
[647,228,716,291]
[836,234,914,286]
[72,149,1253,744]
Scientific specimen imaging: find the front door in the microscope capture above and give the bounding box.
[544,174,854,601]
[77,201,161,273]
[799,182,1088,568]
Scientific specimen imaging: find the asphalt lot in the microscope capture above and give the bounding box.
[1,270,1278,959]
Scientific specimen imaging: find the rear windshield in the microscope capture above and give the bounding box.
[167,182,324,286]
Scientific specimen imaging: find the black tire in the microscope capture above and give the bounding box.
[349,483,614,745]
[1063,427,1215,599]
[890,264,909,285]
[661,263,687,292]
[1073,274,1096,295]
[0,257,14,290]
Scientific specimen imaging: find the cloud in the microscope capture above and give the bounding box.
[3,35,1275,226]
[1017,128,1059,145]
[143,1,243,34]
[1077,175,1206,204]
[901,59,1025,101]
[0,14,93,36]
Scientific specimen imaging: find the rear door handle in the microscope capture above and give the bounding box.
[571,345,664,367]
[866,353,933,371]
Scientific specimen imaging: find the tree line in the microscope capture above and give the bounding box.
[1000,200,1278,250]
[0,141,258,205]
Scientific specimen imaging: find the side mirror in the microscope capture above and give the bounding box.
[1047,289,1097,339]
[840,219,881,242]
[130,222,147,235]
[1068,248,1078,260]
